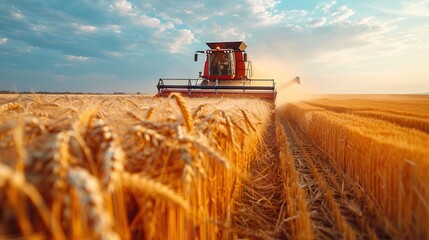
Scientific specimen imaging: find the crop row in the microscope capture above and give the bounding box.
[283,102,429,238]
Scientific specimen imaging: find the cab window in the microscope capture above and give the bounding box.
[209,52,234,76]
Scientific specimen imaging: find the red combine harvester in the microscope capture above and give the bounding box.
[155,41,300,102]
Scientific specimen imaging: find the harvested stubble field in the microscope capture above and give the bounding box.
[0,93,428,239]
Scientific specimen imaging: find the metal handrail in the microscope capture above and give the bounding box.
[157,78,276,94]
[158,78,275,82]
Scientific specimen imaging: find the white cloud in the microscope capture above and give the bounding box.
[307,17,406,65]
[66,55,89,61]
[307,17,327,28]
[54,63,72,67]
[74,23,97,33]
[330,6,355,24]
[402,0,429,17]
[32,24,47,32]
[288,10,309,16]
[389,17,407,24]
[104,51,122,57]
[11,8,24,20]
[260,11,285,25]
[106,25,121,34]
[248,0,279,12]
[214,11,224,16]
[319,1,337,13]
[109,0,174,31]
[18,46,36,53]
[138,15,161,28]
[286,24,304,33]
[0,38,8,45]
[111,0,133,16]
[159,13,183,25]
[137,15,174,32]
[247,0,285,25]
[210,25,247,40]
[168,29,197,53]
[181,8,208,21]
[184,9,193,15]
[408,24,429,43]
[357,16,375,25]
[142,3,152,9]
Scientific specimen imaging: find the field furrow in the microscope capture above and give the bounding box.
[284,114,397,239]
[280,118,343,239]
[234,119,288,239]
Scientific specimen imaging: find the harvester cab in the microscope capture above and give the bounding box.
[156,41,299,101]
[195,41,250,81]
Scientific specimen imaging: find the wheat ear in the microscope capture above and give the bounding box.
[68,167,120,240]
[170,93,194,134]
[146,107,155,120]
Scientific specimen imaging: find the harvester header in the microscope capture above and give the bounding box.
[155,41,300,101]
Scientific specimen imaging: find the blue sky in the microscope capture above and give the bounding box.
[0,0,428,94]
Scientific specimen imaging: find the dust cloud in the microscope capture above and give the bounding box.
[276,82,316,107]
[249,57,317,107]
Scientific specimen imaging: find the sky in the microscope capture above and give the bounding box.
[0,0,428,94]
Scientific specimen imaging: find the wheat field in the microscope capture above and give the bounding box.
[1,93,428,239]
[280,95,429,239]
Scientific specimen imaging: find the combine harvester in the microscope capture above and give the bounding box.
[155,41,300,102]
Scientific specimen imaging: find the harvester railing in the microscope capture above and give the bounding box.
[157,78,276,94]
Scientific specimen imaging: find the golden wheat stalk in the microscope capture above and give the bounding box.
[170,93,195,134]
[178,135,230,169]
[121,172,190,211]
[0,163,66,240]
[67,167,120,240]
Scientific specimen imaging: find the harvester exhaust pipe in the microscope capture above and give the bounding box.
[278,76,301,90]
